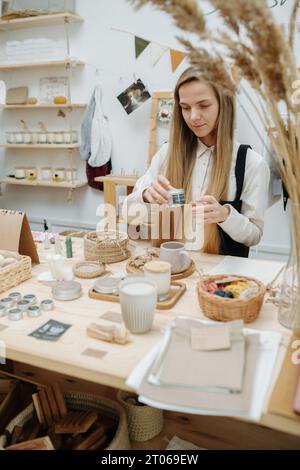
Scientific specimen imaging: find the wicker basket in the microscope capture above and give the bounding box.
[117,390,164,442]
[0,251,32,295]
[59,230,88,238]
[84,230,130,264]
[197,274,266,323]
[0,391,130,450]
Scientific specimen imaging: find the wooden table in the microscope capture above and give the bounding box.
[0,238,299,449]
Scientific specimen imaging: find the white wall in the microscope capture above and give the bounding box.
[0,0,297,256]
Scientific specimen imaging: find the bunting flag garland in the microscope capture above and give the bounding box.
[150,42,168,66]
[135,36,150,58]
[170,49,187,72]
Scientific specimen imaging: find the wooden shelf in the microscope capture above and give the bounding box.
[4,104,86,109]
[0,177,87,189]
[1,143,80,149]
[94,175,138,186]
[0,12,83,30]
[0,59,85,71]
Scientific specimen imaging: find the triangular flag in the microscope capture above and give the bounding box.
[170,49,186,72]
[150,42,168,66]
[135,36,150,59]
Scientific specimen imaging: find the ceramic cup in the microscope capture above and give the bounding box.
[144,260,171,301]
[160,241,191,274]
[119,276,157,334]
[15,166,26,179]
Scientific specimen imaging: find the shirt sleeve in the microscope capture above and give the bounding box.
[218,149,270,247]
[122,143,169,221]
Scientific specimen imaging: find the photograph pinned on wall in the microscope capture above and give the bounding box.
[117,78,151,115]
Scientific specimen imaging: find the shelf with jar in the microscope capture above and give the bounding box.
[0,165,86,189]
[0,12,83,31]
[0,177,87,189]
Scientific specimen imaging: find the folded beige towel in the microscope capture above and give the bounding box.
[87,322,130,345]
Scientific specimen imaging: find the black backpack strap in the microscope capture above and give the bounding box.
[235,144,252,201]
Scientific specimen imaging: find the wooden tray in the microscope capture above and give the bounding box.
[126,258,196,281]
[89,281,186,310]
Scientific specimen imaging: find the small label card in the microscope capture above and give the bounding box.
[100,311,122,323]
[29,319,71,342]
[191,326,231,351]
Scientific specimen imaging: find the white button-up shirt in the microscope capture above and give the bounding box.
[124,139,270,247]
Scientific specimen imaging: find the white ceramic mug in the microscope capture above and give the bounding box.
[160,241,191,274]
[144,260,171,300]
[119,276,157,334]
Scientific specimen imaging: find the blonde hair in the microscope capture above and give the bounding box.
[166,66,235,254]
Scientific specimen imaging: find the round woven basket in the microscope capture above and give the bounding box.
[84,230,130,264]
[117,390,164,442]
[59,230,88,238]
[0,391,130,451]
[197,274,266,323]
[73,261,107,279]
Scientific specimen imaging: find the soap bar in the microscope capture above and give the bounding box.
[191,326,231,351]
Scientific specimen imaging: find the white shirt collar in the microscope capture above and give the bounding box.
[197,138,215,158]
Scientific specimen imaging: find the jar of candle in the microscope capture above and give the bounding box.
[53,168,65,182]
[31,132,39,144]
[23,132,32,144]
[71,130,78,143]
[47,132,55,144]
[65,168,77,182]
[5,132,15,144]
[55,132,64,144]
[15,166,26,179]
[63,131,72,144]
[15,132,24,144]
[40,167,52,181]
[25,167,37,181]
[38,132,47,144]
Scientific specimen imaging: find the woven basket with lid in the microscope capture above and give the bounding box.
[197,274,266,323]
[84,230,130,264]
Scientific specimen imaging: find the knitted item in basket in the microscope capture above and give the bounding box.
[0,251,31,294]
[197,274,266,323]
[0,391,130,450]
[84,230,130,264]
[117,390,164,442]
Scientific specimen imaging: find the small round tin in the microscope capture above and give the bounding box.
[23,294,37,305]
[52,281,82,301]
[0,297,15,309]
[27,305,41,318]
[94,277,120,295]
[0,304,7,317]
[8,292,22,303]
[40,299,55,311]
[16,299,31,311]
[8,308,23,321]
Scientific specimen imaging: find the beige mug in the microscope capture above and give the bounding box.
[160,241,191,274]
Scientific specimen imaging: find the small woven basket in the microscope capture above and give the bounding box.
[84,230,130,264]
[59,230,87,238]
[0,391,130,450]
[0,251,32,295]
[197,274,266,323]
[73,261,107,279]
[117,390,164,442]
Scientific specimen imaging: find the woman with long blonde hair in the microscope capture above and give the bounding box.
[124,67,270,257]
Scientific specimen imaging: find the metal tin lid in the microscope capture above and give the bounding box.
[8,308,23,321]
[27,305,41,317]
[0,304,7,316]
[8,292,22,302]
[94,277,120,294]
[40,299,55,311]
[52,281,82,301]
[17,299,31,311]
[0,297,14,307]
[23,294,37,305]
[169,188,185,205]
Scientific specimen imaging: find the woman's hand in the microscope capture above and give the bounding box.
[143,175,172,204]
[192,195,230,224]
